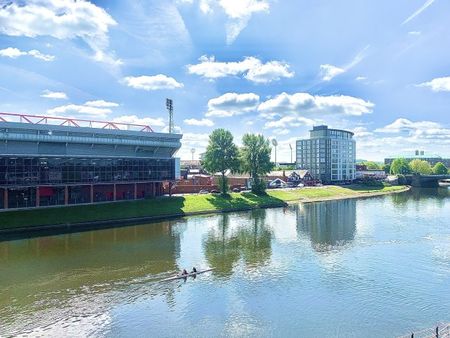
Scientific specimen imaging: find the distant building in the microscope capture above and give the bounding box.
[384,150,450,168]
[296,125,356,183]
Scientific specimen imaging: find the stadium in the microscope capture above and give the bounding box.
[0,112,182,209]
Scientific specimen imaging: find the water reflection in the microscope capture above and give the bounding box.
[203,209,272,277]
[0,221,181,333]
[296,199,357,252]
[391,187,449,209]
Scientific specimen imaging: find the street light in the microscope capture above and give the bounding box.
[289,143,293,164]
[271,139,278,166]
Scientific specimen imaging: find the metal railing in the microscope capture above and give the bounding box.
[0,112,154,132]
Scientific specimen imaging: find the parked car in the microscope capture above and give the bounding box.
[232,187,240,192]
[199,189,209,194]
[210,189,220,194]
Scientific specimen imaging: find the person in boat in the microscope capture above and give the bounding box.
[191,267,197,274]
[181,269,188,276]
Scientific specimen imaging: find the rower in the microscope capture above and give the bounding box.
[191,267,197,273]
[182,269,188,276]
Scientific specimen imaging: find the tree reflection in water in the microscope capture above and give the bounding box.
[390,187,449,209]
[296,199,357,252]
[203,209,272,277]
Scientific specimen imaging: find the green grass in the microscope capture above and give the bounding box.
[0,184,408,230]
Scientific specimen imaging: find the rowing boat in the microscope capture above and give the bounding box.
[161,268,215,282]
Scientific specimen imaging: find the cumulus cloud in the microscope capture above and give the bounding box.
[263,116,316,130]
[40,90,68,100]
[123,75,184,90]
[47,99,119,118]
[184,118,214,127]
[181,0,269,44]
[319,45,370,81]
[206,92,260,117]
[113,115,166,127]
[85,100,119,108]
[0,47,54,61]
[319,64,345,81]
[418,76,450,92]
[0,0,119,65]
[375,118,448,139]
[177,132,210,159]
[47,104,112,119]
[258,92,374,117]
[188,55,293,83]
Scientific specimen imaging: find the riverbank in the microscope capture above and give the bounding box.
[0,184,409,233]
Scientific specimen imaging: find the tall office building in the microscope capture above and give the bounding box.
[296,125,356,183]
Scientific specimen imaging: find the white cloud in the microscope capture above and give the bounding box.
[319,64,345,81]
[408,31,422,36]
[123,75,184,90]
[319,45,370,81]
[47,104,112,119]
[113,115,166,127]
[206,92,260,117]
[402,0,435,25]
[357,118,450,161]
[0,0,118,65]
[184,118,214,127]
[0,47,54,61]
[418,76,450,92]
[40,90,68,100]
[177,132,210,159]
[188,55,293,83]
[182,0,269,44]
[264,116,315,130]
[258,92,374,117]
[355,76,368,81]
[272,128,290,135]
[85,100,119,108]
[47,100,119,118]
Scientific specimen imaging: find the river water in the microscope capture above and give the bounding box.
[1,188,449,337]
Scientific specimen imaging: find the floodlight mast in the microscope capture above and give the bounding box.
[166,98,174,133]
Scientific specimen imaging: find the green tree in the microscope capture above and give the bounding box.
[202,129,240,194]
[390,158,411,175]
[432,162,448,175]
[382,164,391,174]
[409,159,432,175]
[240,134,274,195]
[363,161,381,170]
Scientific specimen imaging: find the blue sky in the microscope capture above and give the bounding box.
[0,0,449,161]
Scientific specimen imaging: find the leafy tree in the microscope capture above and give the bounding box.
[390,158,411,175]
[433,162,448,175]
[363,161,381,170]
[202,129,240,194]
[382,164,391,174]
[409,159,432,175]
[240,134,273,195]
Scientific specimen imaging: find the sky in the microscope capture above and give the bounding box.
[0,0,449,162]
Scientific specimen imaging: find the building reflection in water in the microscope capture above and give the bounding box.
[296,199,357,252]
[0,220,181,329]
[203,209,272,277]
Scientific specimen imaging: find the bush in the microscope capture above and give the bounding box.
[251,178,267,195]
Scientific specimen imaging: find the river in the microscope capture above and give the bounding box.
[1,187,449,337]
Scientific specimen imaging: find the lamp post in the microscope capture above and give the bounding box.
[271,139,278,166]
[289,143,293,164]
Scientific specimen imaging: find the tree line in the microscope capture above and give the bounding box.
[201,129,273,195]
[389,158,448,175]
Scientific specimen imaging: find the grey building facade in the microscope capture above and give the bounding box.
[0,114,182,210]
[384,150,450,168]
[296,125,356,183]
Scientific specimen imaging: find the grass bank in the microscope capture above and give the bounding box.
[0,184,408,232]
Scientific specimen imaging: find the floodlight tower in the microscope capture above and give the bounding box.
[289,143,293,164]
[166,98,174,133]
[271,139,278,166]
[191,148,196,161]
